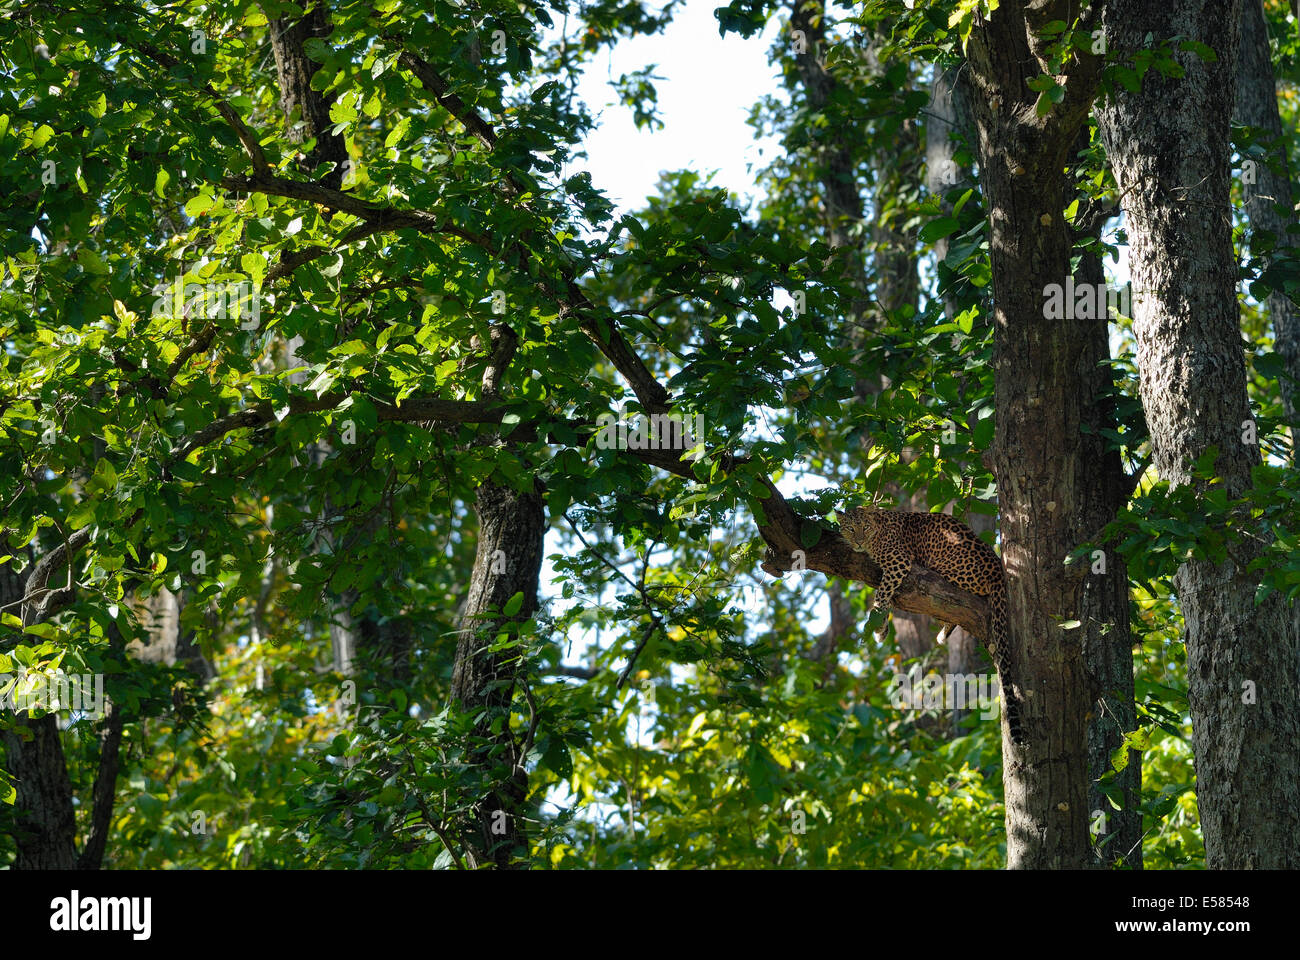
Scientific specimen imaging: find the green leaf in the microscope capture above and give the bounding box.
[385,116,411,147]
[67,498,97,530]
[1179,40,1217,63]
[306,369,336,397]
[329,97,358,124]
[28,124,54,149]
[919,217,960,244]
[78,249,110,276]
[92,457,118,491]
[184,194,215,217]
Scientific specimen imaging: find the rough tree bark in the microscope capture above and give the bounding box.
[263,1,348,188]
[449,477,544,868]
[966,0,1104,868]
[446,324,544,869]
[1099,0,1300,868]
[76,700,124,871]
[0,565,78,868]
[1235,0,1300,695]
[128,586,214,680]
[930,51,1139,861]
[452,481,543,863]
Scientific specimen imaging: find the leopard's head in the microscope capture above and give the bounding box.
[835,503,883,552]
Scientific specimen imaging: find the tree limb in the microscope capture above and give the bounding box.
[78,698,125,870]
[133,41,272,174]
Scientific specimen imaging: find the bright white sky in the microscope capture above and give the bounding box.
[555,1,786,216]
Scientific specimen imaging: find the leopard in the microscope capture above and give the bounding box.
[835,503,1025,747]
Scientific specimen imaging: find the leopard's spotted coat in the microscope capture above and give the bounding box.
[836,505,1025,746]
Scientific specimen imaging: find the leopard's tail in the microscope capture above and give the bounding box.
[988,588,1026,747]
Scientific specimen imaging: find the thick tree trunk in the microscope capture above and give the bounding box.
[1,716,78,869]
[263,1,348,187]
[2,516,208,870]
[128,586,214,680]
[450,481,545,868]
[945,46,1139,866]
[1099,0,1300,868]
[967,0,1103,868]
[1234,0,1300,710]
[1,567,78,869]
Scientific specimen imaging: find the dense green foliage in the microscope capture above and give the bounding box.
[1,0,1296,868]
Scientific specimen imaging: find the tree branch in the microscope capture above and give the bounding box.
[133,41,271,174]
[548,664,599,680]
[77,697,125,870]
[14,525,95,624]
[172,393,505,461]
[395,49,498,151]
[162,323,217,394]
[266,220,391,283]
